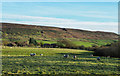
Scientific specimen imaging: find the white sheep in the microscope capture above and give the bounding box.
[73,55,77,59]
[64,54,69,58]
[90,54,93,56]
[30,53,36,56]
[97,57,100,60]
[40,54,43,56]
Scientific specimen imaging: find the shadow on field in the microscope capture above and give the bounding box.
[56,52,97,62]
[56,53,82,56]
[56,51,93,56]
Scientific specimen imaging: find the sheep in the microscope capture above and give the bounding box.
[30,53,32,56]
[64,54,69,58]
[107,56,110,58]
[40,54,43,56]
[90,54,93,57]
[97,57,100,60]
[63,54,66,58]
[30,53,36,56]
[73,55,77,59]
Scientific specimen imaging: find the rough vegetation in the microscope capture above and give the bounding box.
[1,23,118,48]
[2,23,118,40]
[93,41,120,58]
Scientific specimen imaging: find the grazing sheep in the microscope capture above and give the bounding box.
[107,56,110,58]
[40,54,43,56]
[30,53,36,56]
[73,55,77,59]
[64,54,69,58]
[90,54,93,56]
[97,57,100,60]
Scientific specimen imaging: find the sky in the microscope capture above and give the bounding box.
[1,2,118,33]
[1,0,119,2]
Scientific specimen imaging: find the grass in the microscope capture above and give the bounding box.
[35,39,116,48]
[72,41,94,47]
[72,39,117,47]
[2,47,87,56]
[88,39,117,46]
[37,40,57,44]
[3,37,116,48]
[2,47,120,75]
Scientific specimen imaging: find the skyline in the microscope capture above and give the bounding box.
[1,0,120,2]
[1,2,118,33]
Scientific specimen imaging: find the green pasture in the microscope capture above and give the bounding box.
[2,47,120,75]
[36,40,57,44]
[72,41,94,47]
[2,47,88,56]
[73,39,117,47]
[87,39,117,46]
[36,39,116,47]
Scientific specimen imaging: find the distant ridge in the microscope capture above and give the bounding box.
[1,22,118,40]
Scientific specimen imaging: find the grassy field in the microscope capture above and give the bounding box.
[2,47,120,75]
[72,41,94,47]
[72,39,117,47]
[36,40,57,44]
[35,39,116,48]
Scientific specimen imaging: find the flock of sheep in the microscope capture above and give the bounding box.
[63,54,77,59]
[63,54,102,60]
[30,53,108,61]
[30,53,77,59]
[30,53,43,56]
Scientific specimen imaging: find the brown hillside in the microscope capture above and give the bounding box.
[1,23,118,40]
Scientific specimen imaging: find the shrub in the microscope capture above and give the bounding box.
[56,39,78,49]
[56,40,66,48]
[15,41,27,47]
[7,42,16,47]
[93,41,120,58]
[29,38,38,46]
[78,45,85,50]
[2,40,10,46]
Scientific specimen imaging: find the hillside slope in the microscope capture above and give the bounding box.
[1,23,118,40]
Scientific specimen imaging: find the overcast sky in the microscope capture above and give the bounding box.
[1,2,118,33]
